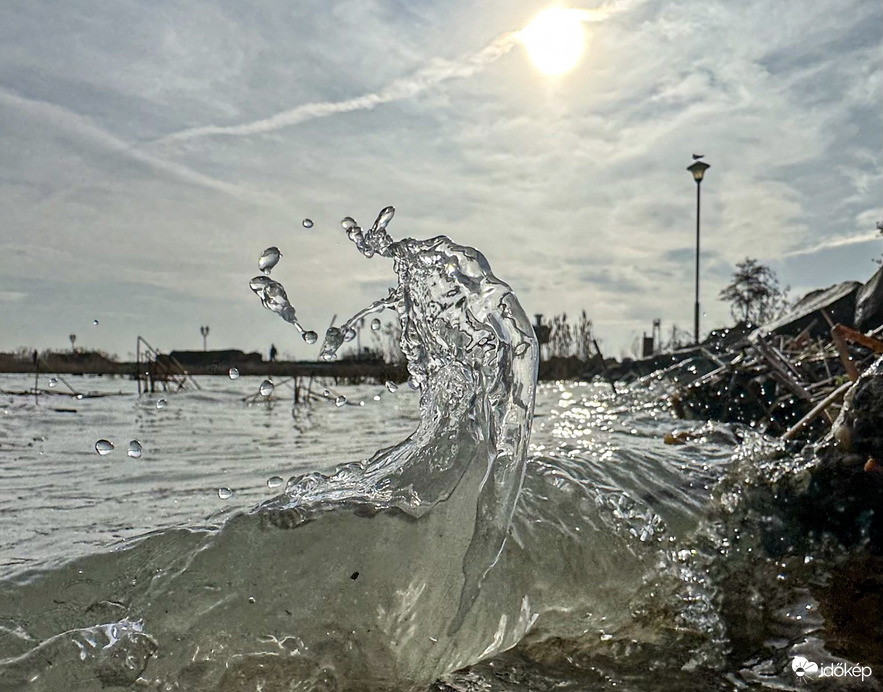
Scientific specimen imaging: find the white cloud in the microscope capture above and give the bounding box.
[0,0,879,357]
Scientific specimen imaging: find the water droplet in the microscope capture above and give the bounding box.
[303,331,318,344]
[343,329,356,342]
[258,247,282,274]
[249,275,272,293]
[335,395,347,407]
[373,394,381,401]
[385,381,398,393]
[76,394,84,400]
[95,439,114,456]
[127,440,142,458]
[218,487,234,500]
[322,388,332,397]
[267,475,284,489]
[370,318,381,331]
[372,206,395,232]
[302,218,313,228]
[228,368,240,379]
[341,217,357,231]
[514,342,529,356]
[48,378,58,388]
[92,319,99,326]
[259,380,275,397]
[156,399,168,409]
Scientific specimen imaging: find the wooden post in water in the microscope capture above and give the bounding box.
[32,350,39,405]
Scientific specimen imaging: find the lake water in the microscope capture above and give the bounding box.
[1,372,873,691]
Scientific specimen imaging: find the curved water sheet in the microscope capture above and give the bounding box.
[0,209,692,691]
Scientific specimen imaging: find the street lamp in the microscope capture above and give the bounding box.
[200,325,210,351]
[69,334,77,353]
[687,159,710,345]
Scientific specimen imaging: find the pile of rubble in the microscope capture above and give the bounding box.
[663,268,883,444]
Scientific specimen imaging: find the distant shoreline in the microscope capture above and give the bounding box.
[0,355,409,383]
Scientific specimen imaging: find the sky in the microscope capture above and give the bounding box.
[0,0,880,361]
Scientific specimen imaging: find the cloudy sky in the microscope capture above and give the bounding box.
[1,0,880,360]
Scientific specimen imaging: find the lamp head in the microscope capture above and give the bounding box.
[687,160,710,183]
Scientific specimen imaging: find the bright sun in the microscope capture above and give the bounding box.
[521,8,586,76]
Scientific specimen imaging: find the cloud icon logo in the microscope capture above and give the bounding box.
[792,657,819,677]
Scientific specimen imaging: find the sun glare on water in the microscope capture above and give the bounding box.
[521,8,587,76]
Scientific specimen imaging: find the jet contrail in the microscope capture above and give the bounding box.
[154,3,626,145]
[0,87,280,205]
[785,231,879,258]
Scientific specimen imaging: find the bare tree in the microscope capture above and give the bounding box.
[719,258,789,325]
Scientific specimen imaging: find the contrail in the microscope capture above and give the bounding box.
[154,4,625,145]
[785,231,879,258]
[0,87,280,205]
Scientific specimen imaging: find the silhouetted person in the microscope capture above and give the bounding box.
[269,344,278,362]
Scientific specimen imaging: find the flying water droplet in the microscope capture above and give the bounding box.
[259,380,275,397]
[95,439,114,456]
[303,331,318,344]
[92,319,99,326]
[343,329,356,342]
[267,475,284,489]
[48,378,58,388]
[372,206,395,233]
[156,399,168,409]
[228,368,240,379]
[371,318,381,331]
[335,395,347,407]
[341,217,357,231]
[218,487,234,500]
[127,440,142,458]
[323,388,332,398]
[320,327,344,361]
[258,247,282,274]
[249,275,272,294]
[302,218,313,228]
[373,394,381,401]
[385,381,398,393]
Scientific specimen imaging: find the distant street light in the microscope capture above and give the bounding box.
[687,158,710,345]
[200,325,210,351]
[69,334,77,352]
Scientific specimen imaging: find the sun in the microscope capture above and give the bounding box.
[520,8,587,76]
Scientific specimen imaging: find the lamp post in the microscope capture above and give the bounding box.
[200,325,210,351]
[687,159,710,345]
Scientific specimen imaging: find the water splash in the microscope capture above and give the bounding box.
[289,206,539,633]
